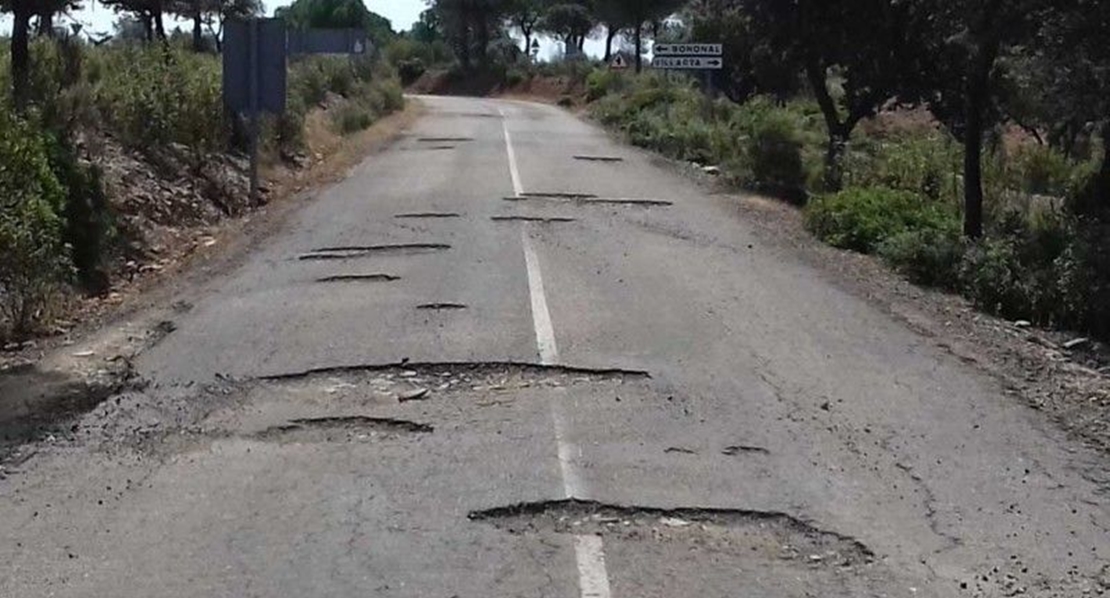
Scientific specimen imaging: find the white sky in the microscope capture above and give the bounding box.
[0,0,606,60]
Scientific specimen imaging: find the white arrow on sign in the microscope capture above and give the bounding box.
[652,43,722,56]
[651,56,723,70]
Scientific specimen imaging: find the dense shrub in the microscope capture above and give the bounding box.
[805,187,959,253]
[94,46,226,157]
[0,109,70,337]
[585,69,625,101]
[845,134,961,201]
[748,112,806,202]
[1009,145,1073,196]
[878,227,966,288]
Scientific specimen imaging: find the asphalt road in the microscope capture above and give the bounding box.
[2,96,1108,597]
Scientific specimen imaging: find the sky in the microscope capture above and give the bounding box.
[0,0,607,60]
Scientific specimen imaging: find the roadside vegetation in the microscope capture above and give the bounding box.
[585,67,1110,340]
[0,0,403,342]
[384,0,1110,344]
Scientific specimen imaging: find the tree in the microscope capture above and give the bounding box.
[595,0,680,72]
[433,0,509,68]
[100,0,170,41]
[907,0,1046,238]
[682,0,798,103]
[592,0,628,61]
[36,0,82,37]
[411,8,442,43]
[744,0,921,191]
[207,0,265,51]
[276,0,395,47]
[506,0,542,55]
[0,0,80,108]
[168,0,218,51]
[540,0,594,55]
[1029,0,1110,216]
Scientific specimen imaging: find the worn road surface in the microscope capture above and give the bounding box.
[2,97,1108,597]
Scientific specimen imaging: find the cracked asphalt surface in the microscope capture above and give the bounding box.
[2,96,1109,597]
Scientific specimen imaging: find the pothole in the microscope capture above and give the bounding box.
[316,274,400,283]
[722,444,769,456]
[503,194,672,207]
[394,212,462,219]
[417,136,474,142]
[469,499,873,567]
[261,361,650,383]
[573,155,624,162]
[514,192,598,200]
[251,415,433,444]
[491,216,576,223]
[416,303,468,310]
[583,198,673,207]
[299,244,451,260]
[440,112,500,118]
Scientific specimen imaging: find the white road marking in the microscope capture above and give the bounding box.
[574,535,613,598]
[499,108,524,197]
[521,230,559,366]
[551,392,586,498]
[508,106,612,598]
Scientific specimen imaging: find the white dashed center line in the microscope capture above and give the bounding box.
[505,104,612,598]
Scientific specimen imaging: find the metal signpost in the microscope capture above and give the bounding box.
[223,20,373,204]
[224,18,288,205]
[651,42,723,95]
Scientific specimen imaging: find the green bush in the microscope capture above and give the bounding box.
[845,134,961,201]
[958,237,1031,318]
[332,103,376,134]
[586,69,625,102]
[748,112,806,201]
[878,227,965,288]
[1009,145,1072,196]
[396,58,426,85]
[805,186,959,253]
[94,46,225,157]
[0,109,70,337]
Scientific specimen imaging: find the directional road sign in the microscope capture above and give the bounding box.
[653,43,722,56]
[223,18,288,114]
[652,56,723,70]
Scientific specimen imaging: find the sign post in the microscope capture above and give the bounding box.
[223,18,287,206]
[651,42,723,96]
[224,20,373,204]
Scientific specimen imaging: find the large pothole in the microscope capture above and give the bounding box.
[470,499,873,568]
[250,415,433,444]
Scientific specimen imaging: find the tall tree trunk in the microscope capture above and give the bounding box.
[11,2,32,111]
[963,100,985,239]
[142,12,155,42]
[962,41,999,239]
[604,26,616,62]
[634,23,642,73]
[153,6,167,41]
[37,11,56,37]
[805,57,851,191]
[193,11,205,52]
